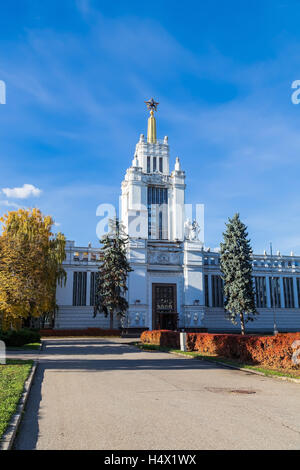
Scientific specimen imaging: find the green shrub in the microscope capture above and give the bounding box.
[0,328,41,347]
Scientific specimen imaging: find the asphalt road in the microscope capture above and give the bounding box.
[13,338,300,450]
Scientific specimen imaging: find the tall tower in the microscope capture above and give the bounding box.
[121,99,186,241]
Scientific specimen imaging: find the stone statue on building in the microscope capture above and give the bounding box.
[184,219,200,241]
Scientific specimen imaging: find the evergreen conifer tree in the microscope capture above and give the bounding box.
[94,218,132,329]
[220,213,257,335]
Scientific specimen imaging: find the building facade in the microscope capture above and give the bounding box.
[55,103,300,333]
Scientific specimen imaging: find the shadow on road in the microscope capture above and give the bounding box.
[37,338,223,371]
[13,337,225,450]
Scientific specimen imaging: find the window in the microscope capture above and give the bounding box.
[254,276,267,308]
[159,157,163,172]
[147,186,168,240]
[204,275,209,307]
[159,211,163,240]
[147,156,150,173]
[211,275,224,307]
[90,272,100,306]
[283,277,295,308]
[269,277,281,308]
[153,157,157,172]
[91,252,97,261]
[297,278,300,307]
[73,272,87,306]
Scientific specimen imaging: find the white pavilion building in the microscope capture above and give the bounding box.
[55,102,300,333]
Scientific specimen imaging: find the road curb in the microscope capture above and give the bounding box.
[0,341,43,451]
[168,350,300,384]
[135,344,300,384]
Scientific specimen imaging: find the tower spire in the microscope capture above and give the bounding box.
[144,98,159,143]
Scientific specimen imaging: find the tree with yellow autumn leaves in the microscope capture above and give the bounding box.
[0,208,66,330]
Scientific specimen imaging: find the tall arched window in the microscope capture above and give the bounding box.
[147,186,168,240]
[159,211,163,240]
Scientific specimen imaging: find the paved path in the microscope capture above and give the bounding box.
[14,338,300,450]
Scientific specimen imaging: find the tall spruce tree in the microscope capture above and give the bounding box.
[220,213,257,335]
[94,218,132,329]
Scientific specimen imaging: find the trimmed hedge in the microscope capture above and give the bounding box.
[140,330,300,369]
[140,330,180,349]
[0,328,41,347]
[40,328,120,337]
[187,332,300,369]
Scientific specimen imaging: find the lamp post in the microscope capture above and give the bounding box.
[270,242,278,335]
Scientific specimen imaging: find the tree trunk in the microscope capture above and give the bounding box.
[240,312,245,335]
[110,310,114,330]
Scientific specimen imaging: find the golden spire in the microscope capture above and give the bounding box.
[144,98,159,143]
[147,109,156,143]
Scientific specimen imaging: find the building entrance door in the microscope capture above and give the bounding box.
[152,283,178,330]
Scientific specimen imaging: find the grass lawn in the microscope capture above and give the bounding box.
[0,359,33,440]
[136,343,300,380]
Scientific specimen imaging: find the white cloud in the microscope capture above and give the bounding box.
[2,184,42,199]
[0,200,22,209]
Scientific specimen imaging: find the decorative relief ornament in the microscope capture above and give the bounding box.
[142,174,169,185]
[148,251,181,265]
[157,253,169,263]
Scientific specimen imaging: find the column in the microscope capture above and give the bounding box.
[208,274,212,308]
[293,277,299,309]
[86,271,91,306]
[266,275,271,308]
[252,277,256,307]
[280,277,285,308]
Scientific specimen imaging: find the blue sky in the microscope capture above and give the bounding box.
[1,0,300,254]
